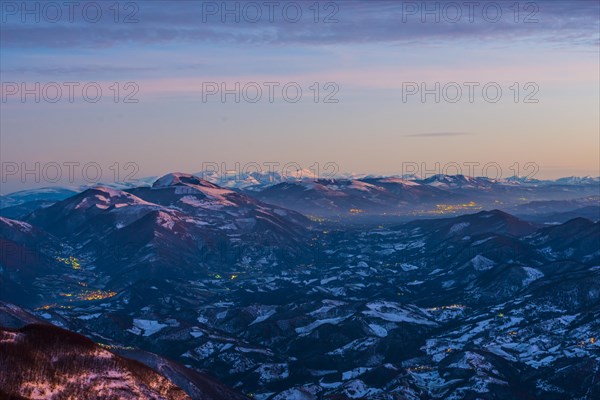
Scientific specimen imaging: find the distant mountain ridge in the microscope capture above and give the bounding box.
[2,173,598,199]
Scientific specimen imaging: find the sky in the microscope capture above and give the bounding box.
[1,0,599,193]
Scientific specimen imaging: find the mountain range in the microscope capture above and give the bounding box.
[2,173,599,220]
[0,172,598,399]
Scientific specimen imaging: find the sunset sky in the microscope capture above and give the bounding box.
[1,0,599,192]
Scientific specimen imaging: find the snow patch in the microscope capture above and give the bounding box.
[129,319,168,337]
[522,267,544,285]
[449,222,470,234]
[471,255,495,271]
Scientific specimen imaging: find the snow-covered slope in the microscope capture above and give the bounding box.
[0,302,249,400]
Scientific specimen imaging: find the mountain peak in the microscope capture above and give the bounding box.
[152,173,219,189]
[76,186,154,209]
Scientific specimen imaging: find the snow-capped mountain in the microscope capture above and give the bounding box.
[194,168,319,191]
[552,176,600,185]
[253,178,398,214]
[25,174,310,287]
[418,174,498,189]
[252,178,459,216]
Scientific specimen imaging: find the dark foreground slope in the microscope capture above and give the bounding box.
[0,323,190,400]
[0,303,248,400]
